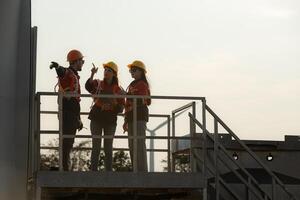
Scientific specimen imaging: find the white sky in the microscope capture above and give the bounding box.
[32,0,300,144]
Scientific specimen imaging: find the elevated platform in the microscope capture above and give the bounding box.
[37,171,204,188]
[36,172,204,200]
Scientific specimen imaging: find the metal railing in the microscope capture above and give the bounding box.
[29,91,298,200]
[171,101,196,172]
[31,92,205,174]
[188,104,298,200]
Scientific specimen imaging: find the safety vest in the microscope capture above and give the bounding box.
[55,68,81,101]
[125,80,151,113]
[91,80,121,109]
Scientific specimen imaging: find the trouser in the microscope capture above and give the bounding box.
[62,102,80,171]
[128,121,148,172]
[62,129,76,171]
[90,121,116,171]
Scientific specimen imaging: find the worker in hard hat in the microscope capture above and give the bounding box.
[50,49,84,171]
[123,60,151,172]
[85,61,125,171]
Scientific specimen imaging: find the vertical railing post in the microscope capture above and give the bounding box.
[192,101,196,120]
[214,118,220,200]
[31,95,36,175]
[149,131,154,172]
[171,112,176,172]
[191,101,197,172]
[36,94,41,172]
[202,99,208,200]
[189,116,196,172]
[167,116,171,172]
[28,96,35,179]
[133,98,138,172]
[58,93,63,171]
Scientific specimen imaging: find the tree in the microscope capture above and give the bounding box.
[162,154,190,172]
[112,150,132,171]
[40,139,132,171]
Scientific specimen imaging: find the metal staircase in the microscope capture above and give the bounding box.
[188,103,298,200]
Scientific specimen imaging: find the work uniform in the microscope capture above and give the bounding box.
[125,79,151,172]
[56,66,81,171]
[85,78,124,171]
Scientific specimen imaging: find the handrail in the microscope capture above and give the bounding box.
[40,110,170,118]
[205,105,298,200]
[36,91,205,101]
[39,134,200,140]
[189,113,270,200]
[172,102,196,114]
[33,92,205,174]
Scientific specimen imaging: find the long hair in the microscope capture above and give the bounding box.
[104,73,119,86]
[140,72,149,87]
[129,70,149,86]
[128,70,150,94]
[140,70,151,104]
[111,75,119,85]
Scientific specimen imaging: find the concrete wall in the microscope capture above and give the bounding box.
[0,0,31,199]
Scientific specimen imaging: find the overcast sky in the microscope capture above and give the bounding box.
[32,0,300,142]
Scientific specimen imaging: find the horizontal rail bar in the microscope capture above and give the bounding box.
[36,92,205,101]
[40,111,169,118]
[40,146,168,152]
[40,130,59,134]
[39,133,201,140]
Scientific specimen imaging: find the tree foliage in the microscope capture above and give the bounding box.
[40,139,132,171]
[162,154,190,172]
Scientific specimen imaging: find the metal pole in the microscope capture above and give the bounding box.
[133,98,138,172]
[31,96,36,175]
[149,130,154,172]
[202,99,208,200]
[36,94,41,171]
[192,101,196,118]
[167,116,171,172]
[171,112,176,172]
[58,93,63,171]
[192,101,197,172]
[214,118,220,200]
[189,116,194,172]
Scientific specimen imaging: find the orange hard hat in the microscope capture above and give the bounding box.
[67,49,84,62]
